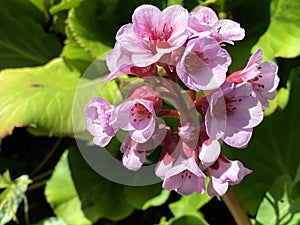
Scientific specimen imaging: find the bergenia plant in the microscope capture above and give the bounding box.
[85,4,279,224]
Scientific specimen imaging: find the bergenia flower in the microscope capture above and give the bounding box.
[227,48,279,108]
[188,6,245,44]
[116,4,189,67]
[120,135,149,171]
[207,154,252,197]
[198,123,221,168]
[156,141,206,195]
[85,97,117,147]
[103,41,158,82]
[205,82,263,148]
[120,124,167,171]
[111,85,162,143]
[176,35,231,91]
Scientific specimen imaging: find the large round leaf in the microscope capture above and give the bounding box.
[45,148,135,224]
[0,58,80,138]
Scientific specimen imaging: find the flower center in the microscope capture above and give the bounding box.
[213,97,241,118]
[149,23,173,50]
[130,103,153,129]
[180,170,193,180]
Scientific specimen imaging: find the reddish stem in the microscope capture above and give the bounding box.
[189,90,196,102]
[157,109,180,118]
[163,66,178,83]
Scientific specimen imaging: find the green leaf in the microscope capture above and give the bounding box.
[142,190,170,210]
[68,147,134,222]
[28,0,51,19]
[66,0,115,60]
[50,0,85,14]
[169,192,210,222]
[277,84,290,110]
[167,0,183,6]
[0,170,12,189]
[31,217,68,225]
[255,175,300,225]
[0,58,81,138]
[124,184,169,210]
[46,148,135,224]
[170,216,208,225]
[252,0,300,61]
[62,26,93,62]
[223,67,300,215]
[0,172,31,225]
[157,215,209,225]
[0,0,62,69]
[45,150,91,225]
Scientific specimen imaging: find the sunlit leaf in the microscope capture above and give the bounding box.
[45,148,135,224]
[45,150,91,225]
[0,58,80,138]
[32,217,68,225]
[169,192,210,222]
[0,172,31,225]
[252,0,300,61]
[157,215,209,225]
[50,0,85,14]
[255,175,300,225]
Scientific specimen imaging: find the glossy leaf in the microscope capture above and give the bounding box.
[0,0,62,69]
[32,217,68,225]
[0,171,31,225]
[45,150,91,225]
[68,147,134,222]
[252,0,300,61]
[124,184,169,210]
[0,58,81,138]
[46,148,135,224]
[66,0,115,59]
[255,175,300,225]
[169,192,210,221]
[158,215,209,225]
[50,0,85,14]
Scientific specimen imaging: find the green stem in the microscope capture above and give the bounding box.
[30,138,62,176]
[221,186,252,225]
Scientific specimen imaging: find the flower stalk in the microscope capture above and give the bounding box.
[221,186,252,225]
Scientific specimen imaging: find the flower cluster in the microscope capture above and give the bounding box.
[85,4,279,197]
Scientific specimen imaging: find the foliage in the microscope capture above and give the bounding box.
[0,0,299,224]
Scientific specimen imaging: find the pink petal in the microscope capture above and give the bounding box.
[213,19,245,42]
[199,139,221,167]
[132,5,161,39]
[122,149,146,171]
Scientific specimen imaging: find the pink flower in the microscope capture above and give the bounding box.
[197,123,221,168]
[176,35,231,91]
[111,85,162,143]
[188,6,245,44]
[120,136,149,171]
[103,41,158,82]
[84,97,117,147]
[227,48,279,108]
[205,82,263,148]
[207,154,252,197]
[155,141,206,195]
[120,124,167,171]
[116,4,189,67]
